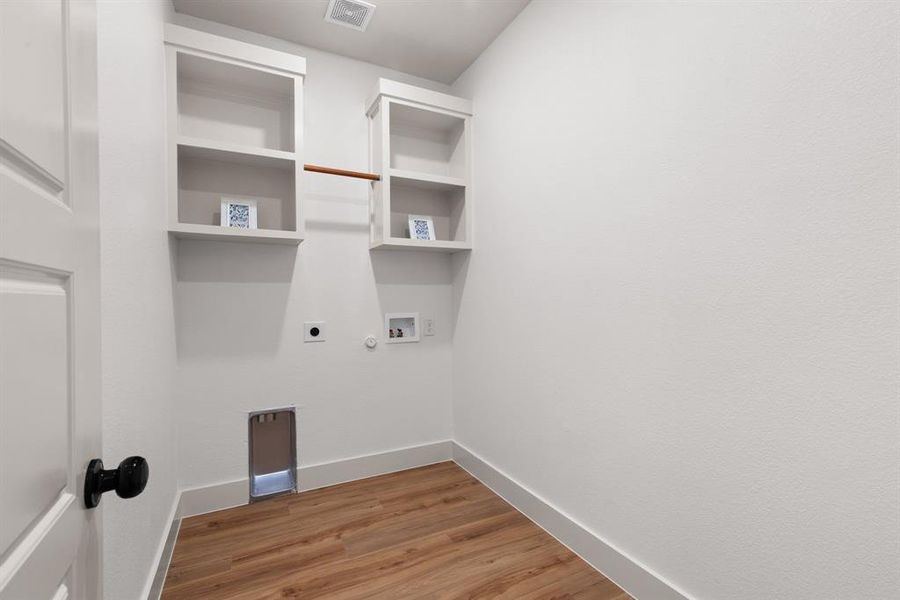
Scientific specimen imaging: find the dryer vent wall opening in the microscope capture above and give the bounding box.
[248,408,297,501]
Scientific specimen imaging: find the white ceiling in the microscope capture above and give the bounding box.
[172,0,530,84]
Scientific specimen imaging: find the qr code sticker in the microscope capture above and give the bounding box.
[413,219,430,239]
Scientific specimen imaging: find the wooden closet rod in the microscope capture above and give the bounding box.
[304,164,380,181]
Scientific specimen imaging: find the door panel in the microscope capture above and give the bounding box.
[0,493,80,600]
[0,266,70,557]
[0,1,101,598]
[0,0,66,185]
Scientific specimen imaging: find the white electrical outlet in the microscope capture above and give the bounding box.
[304,321,326,342]
[423,316,435,336]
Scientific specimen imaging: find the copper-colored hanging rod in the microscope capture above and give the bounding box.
[304,163,380,181]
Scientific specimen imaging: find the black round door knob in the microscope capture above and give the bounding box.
[84,456,149,509]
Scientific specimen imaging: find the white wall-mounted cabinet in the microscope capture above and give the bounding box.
[164,25,306,245]
[368,79,473,252]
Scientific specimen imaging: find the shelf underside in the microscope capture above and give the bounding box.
[390,102,465,137]
[178,52,294,102]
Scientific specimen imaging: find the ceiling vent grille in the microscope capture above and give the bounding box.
[324,0,376,32]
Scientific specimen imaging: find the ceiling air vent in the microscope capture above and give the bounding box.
[324,0,376,32]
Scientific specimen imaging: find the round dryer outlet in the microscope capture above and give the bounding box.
[304,322,326,342]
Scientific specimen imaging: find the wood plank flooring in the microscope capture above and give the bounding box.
[161,462,631,599]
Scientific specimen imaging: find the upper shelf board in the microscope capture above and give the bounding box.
[165,23,306,78]
[366,78,472,117]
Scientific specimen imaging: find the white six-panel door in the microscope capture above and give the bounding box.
[0,1,102,598]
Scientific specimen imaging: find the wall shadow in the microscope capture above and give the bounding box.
[370,250,454,287]
[305,220,369,234]
[303,190,370,234]
[449,251,471,334]
[369,250,457,342]
[172,239,297,359]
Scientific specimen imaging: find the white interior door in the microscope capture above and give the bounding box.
[0,1,102,599]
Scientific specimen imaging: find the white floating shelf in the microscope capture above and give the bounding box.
[177,136,296,170]
[368,78,473,252]
[168,223,303,245]
[165,24,305,246]
[388,168,466,192]
[370,238,471,253]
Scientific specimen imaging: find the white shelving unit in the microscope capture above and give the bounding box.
[367,79,473,252]
[164,25,306,245]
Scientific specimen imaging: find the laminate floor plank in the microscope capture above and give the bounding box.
[162,462,631,599]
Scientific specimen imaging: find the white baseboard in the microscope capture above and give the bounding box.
[141,489,181,600]
[452,441,691,600]
[167,439,688,600]
[178,440,454,518]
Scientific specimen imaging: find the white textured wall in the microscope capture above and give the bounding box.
[171,15,454,491]
[97,1,178,598]
[451,2,900,599]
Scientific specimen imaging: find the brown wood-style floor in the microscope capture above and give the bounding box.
[161,462,631,599]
